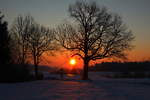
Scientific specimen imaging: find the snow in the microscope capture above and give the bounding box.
[0,72,150,100]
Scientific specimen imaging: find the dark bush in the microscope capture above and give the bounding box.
[111,72,150,78]
[37,72,44,80]
[0,64,32,83]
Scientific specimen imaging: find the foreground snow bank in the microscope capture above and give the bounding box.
[0,72,150,100]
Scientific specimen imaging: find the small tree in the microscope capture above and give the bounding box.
[27,23,55,79]
[56,1,134,80]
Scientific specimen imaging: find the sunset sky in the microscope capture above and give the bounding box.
[1,0,150,66]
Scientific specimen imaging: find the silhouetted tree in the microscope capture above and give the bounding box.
[11,15,55,79]
[26,23,55,79]
[56,1,134,80]
[0,12,11,66]
[11,15,34,64]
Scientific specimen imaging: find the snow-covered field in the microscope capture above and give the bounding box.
[0,72,150,100]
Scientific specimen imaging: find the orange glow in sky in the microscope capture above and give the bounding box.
[69,59,76,65]
[39,49,150,70]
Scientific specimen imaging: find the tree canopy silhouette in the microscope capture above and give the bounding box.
[26,23,55,79]
[56,1,134,80]
[11,15,34,64]
[11,15,55,79]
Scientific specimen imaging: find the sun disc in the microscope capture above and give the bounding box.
[70,59,76,65]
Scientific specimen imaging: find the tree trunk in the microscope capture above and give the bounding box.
[33,52,38,79]
[22,44,25,65]
[82,59,89,80]
[34,63,38,79]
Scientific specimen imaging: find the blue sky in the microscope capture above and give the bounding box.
[1,0,150,61]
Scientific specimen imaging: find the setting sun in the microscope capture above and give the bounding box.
[69,59,76,65]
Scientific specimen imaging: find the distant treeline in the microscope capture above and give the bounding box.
[89,61,150,72]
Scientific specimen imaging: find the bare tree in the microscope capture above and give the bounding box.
[27,23,55,79]
[56,1,134,80]
[11,15,34,64]
[11,15,55,79]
